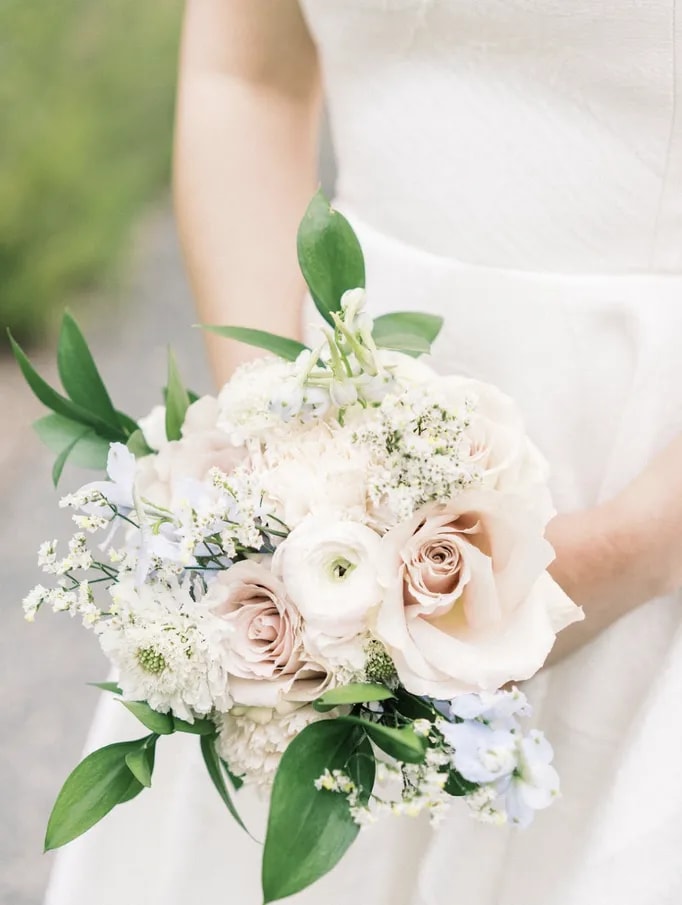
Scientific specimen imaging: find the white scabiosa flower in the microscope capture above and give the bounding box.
[274,515,382,638]
[97,576,232,721]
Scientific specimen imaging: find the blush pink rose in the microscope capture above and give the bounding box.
[208,561,328,707]
[374,488,583,698]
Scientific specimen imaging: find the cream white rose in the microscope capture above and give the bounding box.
[430,376,548,493]
[136,396,247,510]
[273,516,383,639]
[374,488,583,697]
[207,560,329,707]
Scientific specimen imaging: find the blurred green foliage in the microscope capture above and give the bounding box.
[0,0,183,345]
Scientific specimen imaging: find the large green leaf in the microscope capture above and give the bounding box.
[444,770,478,797]
[372,312,443,347]
[126,428,154,458]
[51,429,91,487]
[372,312,444,357]
[89,681,123,695]
[164,350,190,442]
[297,191,365,327]
[9,331,123,441]
[124,737,157,789]
[262,720,375,903]
[56,313,122,431]
[34,414,110,471]
[200,734,251,836]
[201,325,309,362]
[120,700,174,736]
[172,715,216,736]
[314,683,395,713]
[45,738,149,850]
[337,716,426,764]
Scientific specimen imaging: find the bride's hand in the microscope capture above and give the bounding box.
[545,434,682,662]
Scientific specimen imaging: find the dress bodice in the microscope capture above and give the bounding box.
[299,0,682,274]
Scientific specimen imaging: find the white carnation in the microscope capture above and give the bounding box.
[215,702,327,792]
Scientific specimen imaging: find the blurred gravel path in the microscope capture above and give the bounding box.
[0,206,209,905]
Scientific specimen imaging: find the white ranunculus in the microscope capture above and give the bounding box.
[428,376,548,493]
[273,516,383,640]
[374,488,583,698]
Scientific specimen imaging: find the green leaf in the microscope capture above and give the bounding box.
[57,312,122,430]
[200,734,251,836]
[124,738,157,789]
[297,190,366,327]
[51,428,91,486]
[393,689,437,721]
[371,331,432,357]
[172,715,216,736]
[200,325,309,362]
[34,414,111,471]
[126,428,153,458]
[117,774,145,804]
[8,331,123,441]
[372,312,443,349]
[120,700,174,735]
[337,716,426,764]
[221,760,244,791]
[44,739,147,850]
[444,770,478,797]
[89,681,122,695]
[314,683,395,713]
[262,720,374,903]
[165,349,190,442]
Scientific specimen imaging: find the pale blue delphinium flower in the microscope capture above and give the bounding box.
[496,730,560,827]
[447,687,532,725]
[439,718,518,785]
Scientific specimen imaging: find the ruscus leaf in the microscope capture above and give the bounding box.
[44,739,148,850]
[337,716,427,764]
[9,331,123,441]
[314,683,395,713]
[164,349,190,442]
[57,312,122,430]
[200,325,309,362]
[89,681,122,695]
[297,190,365,326]
[124,737,157,789]
[34,414,110,471]
[200,734,251,836]
[126,428,153,458]
[172,715,216,736]
[262,720,375,903]
[372,312,443,349]
[51,428,91,486]
[120,700,174,735]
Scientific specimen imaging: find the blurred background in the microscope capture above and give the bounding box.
[0,7,333,903]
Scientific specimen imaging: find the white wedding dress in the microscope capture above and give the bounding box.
[46,2,682,904]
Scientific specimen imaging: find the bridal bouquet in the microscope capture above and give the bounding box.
[14,192,582,902]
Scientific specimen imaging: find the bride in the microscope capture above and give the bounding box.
[46,2,682,903]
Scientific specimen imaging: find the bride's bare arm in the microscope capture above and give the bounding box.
[546,433,682,662]
[174,0,321,386]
